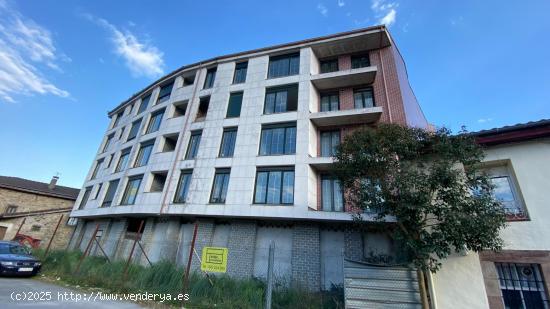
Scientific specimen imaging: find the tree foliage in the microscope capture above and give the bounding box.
[333,123,507,272]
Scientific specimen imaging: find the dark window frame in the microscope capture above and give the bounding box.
[320,92,340,112]
[209,168,231,204]
[320,58,339,73]
[203,67,217,89]
[101,179,120,207]
[353,87,375,109]
[127,118,142,141]
[173,170,193,204]
[259,122,297,156]
[138,93,152,114]
[253,167,295,205]
[157,81,174,104]
[233,61,248,84]
[145,108,165,134]
[120,175,143,205]
[90,158,104,180]
[134,140,155,167]
[185,131,202,160]
[226,92,243,118]
[219,127,238,158]
[79,187,92,209]
[267,52,300,78]
[263,84,298,114]
[320,175,344,212]
[116,147,132,172]
[351,54,371,69]
[320,130,341,157]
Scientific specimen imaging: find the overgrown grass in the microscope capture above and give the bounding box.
[34,249,343,308]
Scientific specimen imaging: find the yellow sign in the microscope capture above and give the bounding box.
[200,247,228,273]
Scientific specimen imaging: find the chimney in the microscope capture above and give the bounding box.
[48,176,59,190]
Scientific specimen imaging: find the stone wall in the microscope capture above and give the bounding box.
[0,187,75,250]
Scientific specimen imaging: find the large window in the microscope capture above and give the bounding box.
[210,169,230,204]
[101,179,120,207]
[233,62,248,84]
[90,158,104,179]
[226,92,243,118]
[79,187,92,210]
[268,53,300,78]
[127,118,142,141]
[185,131,202,159]
[102,134,114,152]
[321,175,344,212]
[351,54,370,69]
[354,88,374,109]
[320,59,338,73]
[264,84,298,114]
[120,175,142,205]
[320,131,340,157]
[134,140,154,167]
[173,170,193,203]
[157,81,174,104]
[254,168,294,205]
[115,148,132,172]
[138,93,151,114]
[495,263,549,308]
[203,67,217,89]
[259,123,296,156]
[145,109,165,134]
[219,128,238,158]
[320,93,339,112]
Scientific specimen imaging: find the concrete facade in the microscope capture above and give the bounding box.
[69,26,429,291]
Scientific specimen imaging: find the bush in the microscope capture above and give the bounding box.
[35,250,343,308]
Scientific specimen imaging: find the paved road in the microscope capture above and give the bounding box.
[0,278,144,308]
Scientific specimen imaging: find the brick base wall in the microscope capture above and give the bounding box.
[227,221,257,279]
[291,224,321,291]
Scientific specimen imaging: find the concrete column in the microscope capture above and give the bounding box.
[291,224,321,291]
[227,221,257,279]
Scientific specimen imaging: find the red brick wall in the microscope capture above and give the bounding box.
[338,55,351,70]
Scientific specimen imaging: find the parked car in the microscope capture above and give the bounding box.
[0,241,42,276]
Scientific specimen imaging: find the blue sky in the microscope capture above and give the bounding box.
[0,0,549,188]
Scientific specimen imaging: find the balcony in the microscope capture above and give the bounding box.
[308,156,335,171]
[310,106,383,127]
[311,66,377,90]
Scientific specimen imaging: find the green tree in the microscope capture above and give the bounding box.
[333,123,507,273]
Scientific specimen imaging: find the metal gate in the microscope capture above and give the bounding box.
[344,259,422,309]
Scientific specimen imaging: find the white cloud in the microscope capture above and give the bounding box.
[317,3,328,17]
[371,0,398,27]
[0,2,69,103]
[338,0,345,7]
[477,118,493,123]
[86,15,164,78]
[379,9,397,26]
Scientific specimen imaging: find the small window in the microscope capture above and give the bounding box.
[121,175,143,205]
[138,93,152,114]
[259,123,296,156]
[116,148,132,172]
[101,179,120,207]
[182,73,196,86]
[254,167,294,205]
[320,93,339,112]
[219,128,238,158]
[351,54,370,69]
[105,154,114,169]
[185,131,202,159]
[149,172,167,192]
[226,92,243,118]
[125,218,145,239]
[210,169,230,204]
[320,130,340,157]
[268,53,300,78]
[112,111,123,128]
[203,67,217,89]
[196,97,210,121]
[31,225,41,232]
[172,101,188,118]
[487,165,527,219]
[134,140,155,167]
[94,183,103,199]
[264,84,298,114]
[233,61,248,84]
[103,134,114,152]
[79,187,92,210]
[145,109,165,134]
[320,59,338,73]
[321,175,344,212]
[353,88,375,109]
[127,118,142,141]
[162,134,178,152]
[5,205,18,214]
[90,158,104,179]
[495,263,549,308]
[174,170,193,203]
[157,81,174,104]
